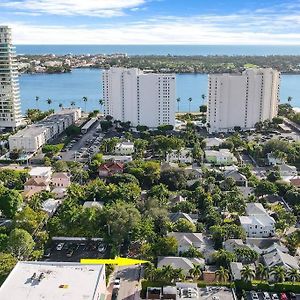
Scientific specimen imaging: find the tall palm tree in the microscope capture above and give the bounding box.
[271,266,286,283]
[173,268,185,282]
[47,98,52,109]
[144,262,156,281]
[216,266,229,282]
[82,96,88,112]
[241,265,255,282]
[99,99,104,112]
[71,101,76,108]
[287,96,292,104]
[188,97,192,113]
[189,264,202,280]
[176,97,181,113]
[201,94,206,104]
[288,268,300,282]
[161,265,175,282]
[59,103,63,110]
[35,96,39,109]
[256,263,269,281]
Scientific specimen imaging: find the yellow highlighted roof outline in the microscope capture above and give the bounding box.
[80,256,149,266]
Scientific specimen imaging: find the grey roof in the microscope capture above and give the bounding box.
[263,248,299,270]
[168,232,204,245]
[224,170,247,181]
[157,257,204,273]
[169,212,198,224]
[246,203,268,215]
[224,239,250,252]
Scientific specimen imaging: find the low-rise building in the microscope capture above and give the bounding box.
[278,164,297,177]
[29,167,52,182]
[224,169,248,186]
[51,172,71,188]
[267,153,285,166]
[239,203,276,238]
[204,137,225,149]
[102,155,133,163]
[98,162,124,177]
[157,257,204,276]
[0,261,106,300]
[24,178,50,193]
[205,149,236,165]
[169,212,198,225]
[9,108,81,153]
[114,141,134,155]
[41,199,61,217]
[166,148,193,164]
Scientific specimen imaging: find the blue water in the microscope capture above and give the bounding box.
[19,69,300,113]
[16,45,300,56]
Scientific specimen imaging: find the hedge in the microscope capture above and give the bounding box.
[235,280,300,293]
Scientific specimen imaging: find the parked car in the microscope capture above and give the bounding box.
[263,292,271,300]
[43,248,51,258]
[251,292,259,300]
[271,294,279,300]
[113,277,121,289]
[97,244,106,253]
[66,248,74,257]
[56,243,64,251]
[280,293,288,300]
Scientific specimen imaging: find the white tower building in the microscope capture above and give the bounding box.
[0,26,22,129]
[103,67,176,128]
[207,68,280,133]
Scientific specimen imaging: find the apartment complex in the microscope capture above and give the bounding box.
[207,68,280,133]
[0,26,22,129]
[103,67,176,127]
[9,108,81,153]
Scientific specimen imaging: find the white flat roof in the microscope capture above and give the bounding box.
[29,167,52,176]
[0,261,105,300]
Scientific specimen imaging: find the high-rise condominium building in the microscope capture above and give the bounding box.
[103,67,176,127]
[0,26,22,129]
[207,68,280,133]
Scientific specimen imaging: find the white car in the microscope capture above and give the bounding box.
[272,294,279,300]
[56,243,64,251]
[251,292,259,300]
[113,277,121,289]
[263,292,271,300]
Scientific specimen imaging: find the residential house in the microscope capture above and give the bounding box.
[267,153,285,166]
[205,149,237,166]
[204,137,224,149]
[290,178,300,188]
[224,169,248,186]
[157,257,204,276]
[169,212,198,225]
[24,178,50,194]
[51,172,71,188]
[239,203,275,238]
[114,141,135,155]
[98,162,124,177]
[168,232,215,262]
[169,195,186,206]
[278,164,297,178]
[83,201,103,209]
[230,262,255,281]
[29,167,52,182]
[246,238,288,255]
[41,199,61,217]
[223,239,251,253]
[166,148,193,164]
[263,248,299,279]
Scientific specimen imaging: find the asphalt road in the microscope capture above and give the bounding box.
[107,266,141,300]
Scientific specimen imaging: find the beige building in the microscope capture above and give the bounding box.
[207,68,280,133]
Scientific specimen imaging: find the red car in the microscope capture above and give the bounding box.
[280,293,288,300]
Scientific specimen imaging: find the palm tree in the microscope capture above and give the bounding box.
[144,262,156,281]
[35,96,39,109]
[189,264,202,280]
[201,94,206,104]
[271,266,286,283]
[176,97,181,113]
[71,101,76,108]
[241,265,255,282]
[59,103,63,110]
[188,97,192,113]
[99,99,104,112]
[161,265,175,282]
[215,266,229,282]
[287,96,293,104]
[256,263,269,281]
[288,268,300,282]
[173,268,185,282]
[82,96,88,112]
[47,98,52,109]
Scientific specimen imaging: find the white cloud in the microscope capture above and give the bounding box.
[7,13,300,45]
[0,0,146,17]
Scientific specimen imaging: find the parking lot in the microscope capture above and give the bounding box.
[60,120,103,162]
[43,237,108,263]
[198,286,234,300]
[246,292,300,300]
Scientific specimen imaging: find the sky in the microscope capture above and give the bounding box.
[1,0,300,44]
